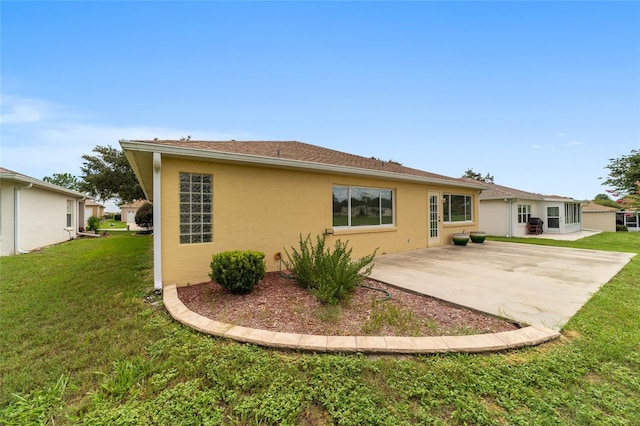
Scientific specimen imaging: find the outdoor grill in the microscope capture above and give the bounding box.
[527,217,544,235]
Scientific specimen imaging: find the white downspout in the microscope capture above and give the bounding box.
[153,152,163,293]
[14,183,33,254]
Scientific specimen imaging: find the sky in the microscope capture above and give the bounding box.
[2,1,639,211]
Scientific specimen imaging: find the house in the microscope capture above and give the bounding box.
[617,210,640,231]
[120,140,488,290]
[0,167,88,256]
[478,183,584,237]
[581,202,617,232]
[119,199,147,223]
[82,199,105,226]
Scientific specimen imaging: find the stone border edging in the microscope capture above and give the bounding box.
[163,284,560,354]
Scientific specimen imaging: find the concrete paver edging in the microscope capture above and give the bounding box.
[163,285,561,354]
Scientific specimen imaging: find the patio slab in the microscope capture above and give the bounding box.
[370,241,635,330]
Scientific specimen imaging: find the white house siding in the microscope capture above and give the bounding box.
[479,199,510,236]
[1,184,80,255]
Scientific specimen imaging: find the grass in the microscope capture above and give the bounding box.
[98,218,128,229]
[1,232,639,424]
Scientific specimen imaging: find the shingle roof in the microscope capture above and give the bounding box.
[582,201,618,212]
[479,182,576,201]
[126,140,483,188]
[0,167,87,198]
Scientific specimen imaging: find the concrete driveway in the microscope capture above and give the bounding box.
[370,241,635,330]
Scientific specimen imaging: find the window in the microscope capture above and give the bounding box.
[332,186,394,227]
[442,194,472,222]
[66,200,73,227]
[517,204,531,224]
[564,203,581,225]
[179,172,212,244]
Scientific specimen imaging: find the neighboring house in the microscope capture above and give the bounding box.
[82,199,105,227]
[479,183,584,237]
[617,210,640,232]
[582,202,617,232]
[0,167,88,256]
[120,199,147,223]
[121,139,488,290]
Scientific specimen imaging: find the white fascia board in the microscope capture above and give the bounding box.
[0,171,88,199]
[119,140,487,190]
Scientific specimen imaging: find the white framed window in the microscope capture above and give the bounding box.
[564,203,581,224]
[179,172,213,244]
[66,200,73,227]
[442,194,473,223]
[332,185,394,227]
[517,204,531,224]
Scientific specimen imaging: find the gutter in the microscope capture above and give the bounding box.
[152,152,162,293]
[14,183,33,254]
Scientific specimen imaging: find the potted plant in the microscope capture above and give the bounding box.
[470,231,487,243]
[452,232,470,246]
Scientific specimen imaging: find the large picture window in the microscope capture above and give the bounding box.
[517,204,531,224]
[333,186,394,227]
[443,194,473,223]
[564,203,581,224]
[179,172,213,244]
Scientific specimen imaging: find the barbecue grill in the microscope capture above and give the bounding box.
[527,217,544,235]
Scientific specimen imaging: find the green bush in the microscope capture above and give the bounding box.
[284,234,377,305]
[135,203,153,230]
[87,216,101,232]
[616,224,629,232]
[209,250,266,294]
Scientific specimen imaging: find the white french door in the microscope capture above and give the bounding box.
[428,191,441,245]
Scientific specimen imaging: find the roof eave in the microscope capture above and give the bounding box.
[0,172,89,199]
[120,140,486,190]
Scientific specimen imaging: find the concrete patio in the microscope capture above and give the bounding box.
[370,240,635,330]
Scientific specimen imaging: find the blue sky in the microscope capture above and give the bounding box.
[2,1,639,210]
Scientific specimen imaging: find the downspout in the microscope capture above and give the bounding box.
[14,183,33,254]
[153,152,163,293]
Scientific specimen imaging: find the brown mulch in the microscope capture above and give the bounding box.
[177,272,519,337]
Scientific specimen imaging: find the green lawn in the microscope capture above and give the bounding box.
[1,232,639,425]
[98,218,129,229]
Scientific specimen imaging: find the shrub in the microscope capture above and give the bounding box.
[135,203,153,230]
[284,234,377,305]
[87,216,101,232]
[617,224,629,232]
[209,250,266,294]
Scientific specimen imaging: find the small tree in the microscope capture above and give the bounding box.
[43,173,81,191]
[135,203,153,231]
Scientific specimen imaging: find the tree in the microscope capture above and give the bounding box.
[135,202,153,231]
[602,149,640,209]
[79,145,144,204]
[42,173,81,191]
[592,193,619,209]
[462,168,495,184]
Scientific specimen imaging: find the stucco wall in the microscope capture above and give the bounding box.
[583,211,616,232]
[160,157,480,287]
[1,185,77,255]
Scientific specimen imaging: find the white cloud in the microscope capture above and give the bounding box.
[1,94,256,183]
[531,144,544,149]
[566,140,582,147]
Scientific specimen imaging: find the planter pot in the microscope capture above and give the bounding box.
[452,233,470,246]
[470,231,487,243]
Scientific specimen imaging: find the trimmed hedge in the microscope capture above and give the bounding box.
[209,250,266,294]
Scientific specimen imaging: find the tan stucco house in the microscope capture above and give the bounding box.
[83,199,105,226]
[479,183,584,237]
[582,202,617,232]
[1,167,88,256]
[120,199,147,223]
[121,140,488,291]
